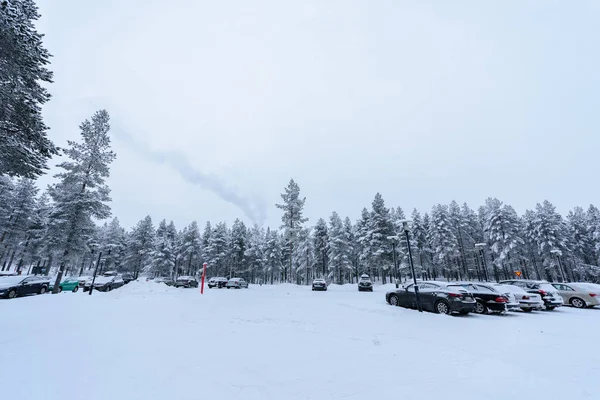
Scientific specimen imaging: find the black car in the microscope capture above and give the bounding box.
[175,276,199,288]
[312,278,327,291]
[83,275,125,292]
[450,282,512,314]
[499,280,564,310]
[121,273,135,284]
[208,277,228,288]
[0,275,50,299]
[358,274,373,292]
[386,281,476,315]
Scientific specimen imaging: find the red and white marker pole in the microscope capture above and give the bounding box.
[201,262,207,294]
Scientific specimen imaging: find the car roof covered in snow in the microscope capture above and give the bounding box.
[177,276,195,280]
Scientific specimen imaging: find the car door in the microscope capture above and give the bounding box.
[552,284,573,302]
[417,283,437,311]
[20,277,38,295]
[398,284,415,308]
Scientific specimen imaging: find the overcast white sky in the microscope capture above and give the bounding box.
[35,0,599,230]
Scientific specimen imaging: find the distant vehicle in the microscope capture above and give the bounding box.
[49,277,80,293]
[0,275,50,299]
[83,275,125,292]
[358,274,373,292]
[78,276,92,287]
[551,282,600,308]
[103,270,119,276]
[121,273,135,284]
[226,278,249,289]
[493,284,544,312]
[449,282,516,314]
[500,280,564,310]
[175,276,199,288]
[154,277,174,286]
[312,278,327,291]
[386,281,476,315]
[208,277,228,288]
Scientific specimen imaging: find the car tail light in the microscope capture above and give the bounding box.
[495,297,508,303]
[590,293,597,297]
[448,293,463,298]
[522,295,530,300]
[538,290,547,296]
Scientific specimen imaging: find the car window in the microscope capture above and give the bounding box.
[561,284,574,291]
[405,284,415,292]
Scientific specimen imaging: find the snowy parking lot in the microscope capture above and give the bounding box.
[1,281,599,399]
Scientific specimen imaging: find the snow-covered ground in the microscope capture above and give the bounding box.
[1,281,599,399]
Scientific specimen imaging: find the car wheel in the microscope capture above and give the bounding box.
[58,287,63,293]
[435,300,451,315]
[369,288,373,292]
[522,308,533,312]
[388,294,399,306]
[106,285,112,292]
[72,286,79,293]
[570,297,586,309]
[545,306,556,311]
[474,300,487,314]
[39,286,47,295]
[8,289,17,299]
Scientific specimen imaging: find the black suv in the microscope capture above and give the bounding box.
[358,274,373,292]
[175,276,199,288]
[312,278,327,291]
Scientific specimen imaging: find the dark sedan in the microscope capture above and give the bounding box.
[312,278,327,291]
[450,282,513,314]
[83,275,125,292]
[386,281,476,315]
[174,276,199,288]
[0,275,50,299]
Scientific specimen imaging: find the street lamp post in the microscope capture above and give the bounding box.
[550,249,566,282]
[401,220,422,313]
[387,235,400,288]
[89,249,111,296]
[475,243,490,282]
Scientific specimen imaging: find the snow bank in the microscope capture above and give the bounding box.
[105,280,180,297]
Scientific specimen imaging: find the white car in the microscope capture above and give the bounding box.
[226,278,249,289]
[493,284,544,312]
[500,280,564,310]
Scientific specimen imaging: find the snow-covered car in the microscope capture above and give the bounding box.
[500,280,564,310]
[78,276,92,287]
[154,277,174,286]
[312,278,327,291]
[551,282,600,308]
[175,276,198,288]
[493,284,544,312]
[83,275,125,292]
[121,273,135,284]
[208,277,228,288]
[0,275,50,299]
[358,274,373,292]
[450,282,518,314]
[386,281,476,315]
[226,278,248,289]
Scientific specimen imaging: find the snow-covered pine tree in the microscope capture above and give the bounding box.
[0,0,59,178]
[587,205,600,265]
[411,209,429,278]
[151,220,177,278]
[230,219,248,278]
[531,201,570,281]
[343,217,358,282]
[264,228,282,283]
[328,211,351,284]
[293,227,313,284]
[275,179,307,282]
[180,221,202,277]
[244,224,266,283]
[355,208,370,277]
[448,200,469,278]
[99,217,127,273]
[207,222,229,277]
[0,178,38,271]
[125,215,155,278]
[482,198,524,281]
[201,222,212,266]
[47,110,115,292]
[364,193,394,283]
[429,204,460,280]
[313,218,329,279]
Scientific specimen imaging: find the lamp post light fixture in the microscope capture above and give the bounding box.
[550,249,566,282]
[387,235,400,288]
[474,243,490,282]
[400,220,422,313]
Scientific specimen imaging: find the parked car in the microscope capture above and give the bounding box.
[103,270,119,276]
[450,282,517,314]
[49,277,80,293]
[386,281,476,315]
[208,277,228,288]
[312,278,327,291]
[226,277,249,289]
[78,276,92,287]
[551,282,600,308]
[358,274,373,292]
[500,280,564,310]
[121,273,135,284]
[83,275,125,292]
[154,277,174,286]
[175,276,199,288]
[493,283,544,312]
[0,275,50,299]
